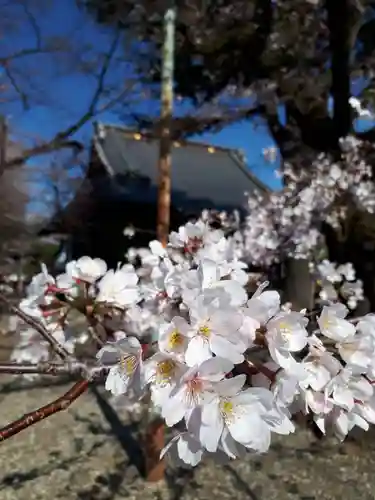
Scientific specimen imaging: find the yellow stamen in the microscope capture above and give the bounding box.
[199,325,211,338]
[222,401,233,414]
[169,330,184,349]
[220,399,236,423]
[156,359,177,384]
[278,321,291,340]
[120,354,137,375]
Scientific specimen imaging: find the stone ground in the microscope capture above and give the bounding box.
[1,335,375,499]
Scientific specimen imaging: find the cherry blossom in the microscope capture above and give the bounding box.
[96,265,140,308]
[96,334,145,397]
[9,207,375,468]
[66,256,107,283]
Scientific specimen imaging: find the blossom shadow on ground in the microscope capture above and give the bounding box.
[75,459,132,500]
[165,463,198,500]
[0,440,104,490]
[224,465,260,500]
[89,385,145,477]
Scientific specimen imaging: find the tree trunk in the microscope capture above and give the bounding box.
[283,258,314,311]
[144,417,165,482]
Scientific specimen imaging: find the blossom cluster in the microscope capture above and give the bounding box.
[313,260,364,310]
[9,219,375,467]
[241,136,375,267]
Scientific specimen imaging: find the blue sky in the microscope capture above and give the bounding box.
[2,0,283,194]
[3,0,375,207]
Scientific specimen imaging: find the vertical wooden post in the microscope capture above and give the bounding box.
[156,6,176,247]
[145,5,176,483]
[144,416,166,482]
[284,258,314,311]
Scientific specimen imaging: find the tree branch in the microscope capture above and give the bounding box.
[0,379,89,442]
[87,28,121,116]
[2,29,124,170]
[0,47,55,64]
[0,294,71,360]
[133,104,266,139]
[2,64,30,110]
[326,0,354,141]
[0,361,87,375]
[19,0,42,51]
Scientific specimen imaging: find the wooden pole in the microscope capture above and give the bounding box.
[144,416,166,482]
[145,6,176,482]
[156,6,176,247]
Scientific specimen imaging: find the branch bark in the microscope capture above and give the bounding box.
[0,361,87,375]
[0,379,89,442]
[0,294,71,360]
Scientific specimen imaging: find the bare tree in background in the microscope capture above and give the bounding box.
[30,151,86,219]
[0,0,148,281]
[0,122,31,292]
[28,147,92,238]
[0,0,142,170]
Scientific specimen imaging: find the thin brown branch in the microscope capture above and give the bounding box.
[0,361,84,375]
[0,379,89,442]
[135,104,266,140]
[2,64,29,110]
[88,324,105,347]
[1,136,83,173]
[19,0,42,50]
[87,29,121,117]
[0,294,71,360]
[0,47,54,64]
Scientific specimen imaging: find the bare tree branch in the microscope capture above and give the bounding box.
[3,137,84,171]
[0,47,55,64]
[0,359,114,377]
[2,27,128,170]
[133,103,266,139]
[87,28,121,116]
[19,0,42,50]
[0,293,71,360]
[0,379,89,442]
[0,361,83,375]
[2,63,29,110]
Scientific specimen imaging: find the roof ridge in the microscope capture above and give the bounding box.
[93,121,271,193]
[228,150,271,193]
[94,120,245,155]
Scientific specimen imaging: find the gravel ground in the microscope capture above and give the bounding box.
[0,375,375,500]
[1,330,375,500]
